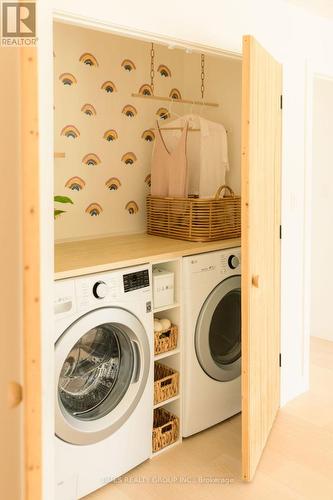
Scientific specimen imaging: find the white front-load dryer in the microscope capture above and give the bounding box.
[182,248,241,437]
[54,265,153,499]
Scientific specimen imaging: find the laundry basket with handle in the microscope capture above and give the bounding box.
[147,185,241,242]
[152,407,179,453]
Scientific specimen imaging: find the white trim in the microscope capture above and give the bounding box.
[53,10,242,60]
[303,63,333,387]
[311,72,333,83]
[38,3,55,500]
[302,59,313,394]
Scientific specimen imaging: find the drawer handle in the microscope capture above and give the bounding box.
[252,275,259,288]
[161,378,172,387]
[159,330,171,340]
[8,381,23,408]
[161,424,172,434]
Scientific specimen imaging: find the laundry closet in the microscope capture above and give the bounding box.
[52,20,281,500]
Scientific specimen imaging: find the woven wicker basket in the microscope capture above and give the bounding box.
[154,362,179,405]
[152,408,179,453]
[147,185,241,242]
[154,325,178,356]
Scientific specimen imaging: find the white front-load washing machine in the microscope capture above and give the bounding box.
[182,248,241,437]
[54,265,153,499]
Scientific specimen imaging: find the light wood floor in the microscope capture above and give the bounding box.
[86,337,333,500]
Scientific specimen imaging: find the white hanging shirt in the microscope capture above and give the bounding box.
[160,114,229,198]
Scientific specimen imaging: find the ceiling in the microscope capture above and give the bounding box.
[287,0,333,18]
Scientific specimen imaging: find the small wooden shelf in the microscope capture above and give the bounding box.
[154,348,180,361]
[153,394,180,410]
[153,302,180,313]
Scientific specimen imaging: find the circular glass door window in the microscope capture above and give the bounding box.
[195,275,241,382]
[58,324,134,420]
[209,288,241,367]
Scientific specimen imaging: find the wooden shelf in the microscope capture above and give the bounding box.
[154,394,180,410]
[54,233,240,280]
[154,348,180,361]
[153,302,180,313]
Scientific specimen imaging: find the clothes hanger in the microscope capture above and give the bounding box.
[157,107,229,134]
[165,98,183,119]
[155,99,201,132]
[194,98,230,135]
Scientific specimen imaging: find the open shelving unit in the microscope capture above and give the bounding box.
[153,394,180,410]
[154,348,181,361]
[153,302,180,314]
[151,258,183,456]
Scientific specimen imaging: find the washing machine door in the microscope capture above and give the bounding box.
[55,307,150,445]
[195,275,241,382]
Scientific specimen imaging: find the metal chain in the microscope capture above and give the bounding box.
[201,53,205,100]
[150,43,155,94]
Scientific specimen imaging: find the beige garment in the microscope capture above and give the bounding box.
[161,114,229,198]
[151,120,189,198]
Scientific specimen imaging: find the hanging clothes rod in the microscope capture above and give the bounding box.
[152,126,229,133]
[154,126,201,132]
[131,93,219,108]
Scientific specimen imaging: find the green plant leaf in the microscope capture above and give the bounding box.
[54,209,66,218]
[54,195,74,204]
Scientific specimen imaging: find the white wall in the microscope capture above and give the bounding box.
[310,76,333,341]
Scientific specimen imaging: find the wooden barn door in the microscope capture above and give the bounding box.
[241,35,282,481]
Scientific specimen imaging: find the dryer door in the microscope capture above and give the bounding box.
[55,307,150,445]
[195,275,241,381]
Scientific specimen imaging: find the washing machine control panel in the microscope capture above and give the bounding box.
[70,268,151,311]
[55,266,152,321]
[92,281,108,299]
[123,269,150,292]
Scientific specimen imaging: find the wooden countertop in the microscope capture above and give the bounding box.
[54,233,241,280]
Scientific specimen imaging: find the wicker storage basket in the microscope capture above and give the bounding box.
[154,362,179,405]
[154,325,178,356]
[152,407,179,453]
[147,185,241,242]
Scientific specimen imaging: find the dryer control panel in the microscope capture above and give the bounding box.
[220,249,241,276]
[185,248,241,278]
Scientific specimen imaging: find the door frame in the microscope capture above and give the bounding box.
[303,64,333,372]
